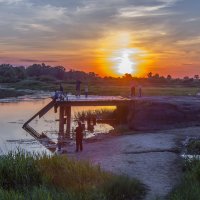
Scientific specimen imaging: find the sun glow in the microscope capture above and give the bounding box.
[111,49,137,74]
[96,32,150,76]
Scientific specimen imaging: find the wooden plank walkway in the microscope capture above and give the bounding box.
[23,95,133,152]
[56,95,132,106]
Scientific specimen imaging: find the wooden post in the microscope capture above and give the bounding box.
[59,106,65,136]
[66,106,71,137]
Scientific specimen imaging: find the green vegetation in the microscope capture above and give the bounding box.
[169,159,200,200]
[0,150,146,200]
[1,63,200,97]
[74,109,115,122]
[74,107,132,135]
[169,139,200,200]
[8,81,200,97]
[0,89,31,99]
[186,139,200,155]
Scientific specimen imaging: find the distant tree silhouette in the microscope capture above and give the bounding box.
[1,63,200,88]
[194,75,199,80]
[147,72,153,78]
[153,73,160,79]
[167,75,172,80]
[122,73,133,81]
[184,76,189,80]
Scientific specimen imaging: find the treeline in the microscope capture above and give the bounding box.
[0,63,200,86]
[0,63,99,83]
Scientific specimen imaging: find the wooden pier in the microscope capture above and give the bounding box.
[23,95,133,151]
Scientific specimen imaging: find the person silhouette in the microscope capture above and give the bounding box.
[75,121,83,152]
[76,80,81,97]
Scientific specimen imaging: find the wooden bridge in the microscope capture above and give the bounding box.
[22,95,133,152]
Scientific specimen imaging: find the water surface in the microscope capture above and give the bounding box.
[0,98,114,154]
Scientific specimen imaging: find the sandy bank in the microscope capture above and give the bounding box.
[68,126,200,199]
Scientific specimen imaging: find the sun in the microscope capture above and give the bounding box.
[111,48,137,75]
[96,31,150,76]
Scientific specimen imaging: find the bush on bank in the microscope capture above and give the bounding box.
[169,158,200,200]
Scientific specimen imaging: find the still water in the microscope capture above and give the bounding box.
[0,97,114,154]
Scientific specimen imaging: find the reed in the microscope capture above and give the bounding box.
[0,150,146,200]
[74,109,115,122]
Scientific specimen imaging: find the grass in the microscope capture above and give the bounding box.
[169,138,200,200]
[74,107,132,135]
[0,89,30,99]
[6,80,200,97]
[169,159,200,200]
[0,150,146,200]
[186,139,200,155]
[74,109,115,122]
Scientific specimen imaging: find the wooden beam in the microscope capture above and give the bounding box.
[65,106,71,137]
[59,106,65,136]
[58,100,132,107]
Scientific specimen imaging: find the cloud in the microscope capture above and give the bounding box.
[16,23,54,32]
[176,36,200,45]
[19,59,57,63]
[34,4,67,21]
[118,0,180,18]
[0,0,199,76]
[0,0,23,4]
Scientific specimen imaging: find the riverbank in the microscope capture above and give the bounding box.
[67,126,200,199]
[0,88,31,99]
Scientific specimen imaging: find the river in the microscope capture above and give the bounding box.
[0,95,115,154]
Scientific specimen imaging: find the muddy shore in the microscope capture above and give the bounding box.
[67,127,200,199]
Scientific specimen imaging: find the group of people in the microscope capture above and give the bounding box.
[53,80,89,101]
[55,80,144,153]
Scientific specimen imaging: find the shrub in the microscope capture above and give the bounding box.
[186,139,200,155]
[102,175,146,200]
[169,159,200,200]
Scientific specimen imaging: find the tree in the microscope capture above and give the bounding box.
[15,66,26,79]
[122,73,132,81]
[147,72,153,78]
[167,75,172,80]
[153,73,160,79]
[0,64,16,81]
[194,75,199,80]
[183,76,189,80]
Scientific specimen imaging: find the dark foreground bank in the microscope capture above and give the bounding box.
[0,150,146,200]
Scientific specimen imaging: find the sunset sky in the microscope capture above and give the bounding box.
[0,0,200,77]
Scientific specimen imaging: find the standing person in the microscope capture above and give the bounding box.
[130,81,135,97]
[75,121,83,152]
[138,85,142,97]
[76,80,81,97]
[59,83,64,93]
[85,84,89,98]
[59,83,64,100]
